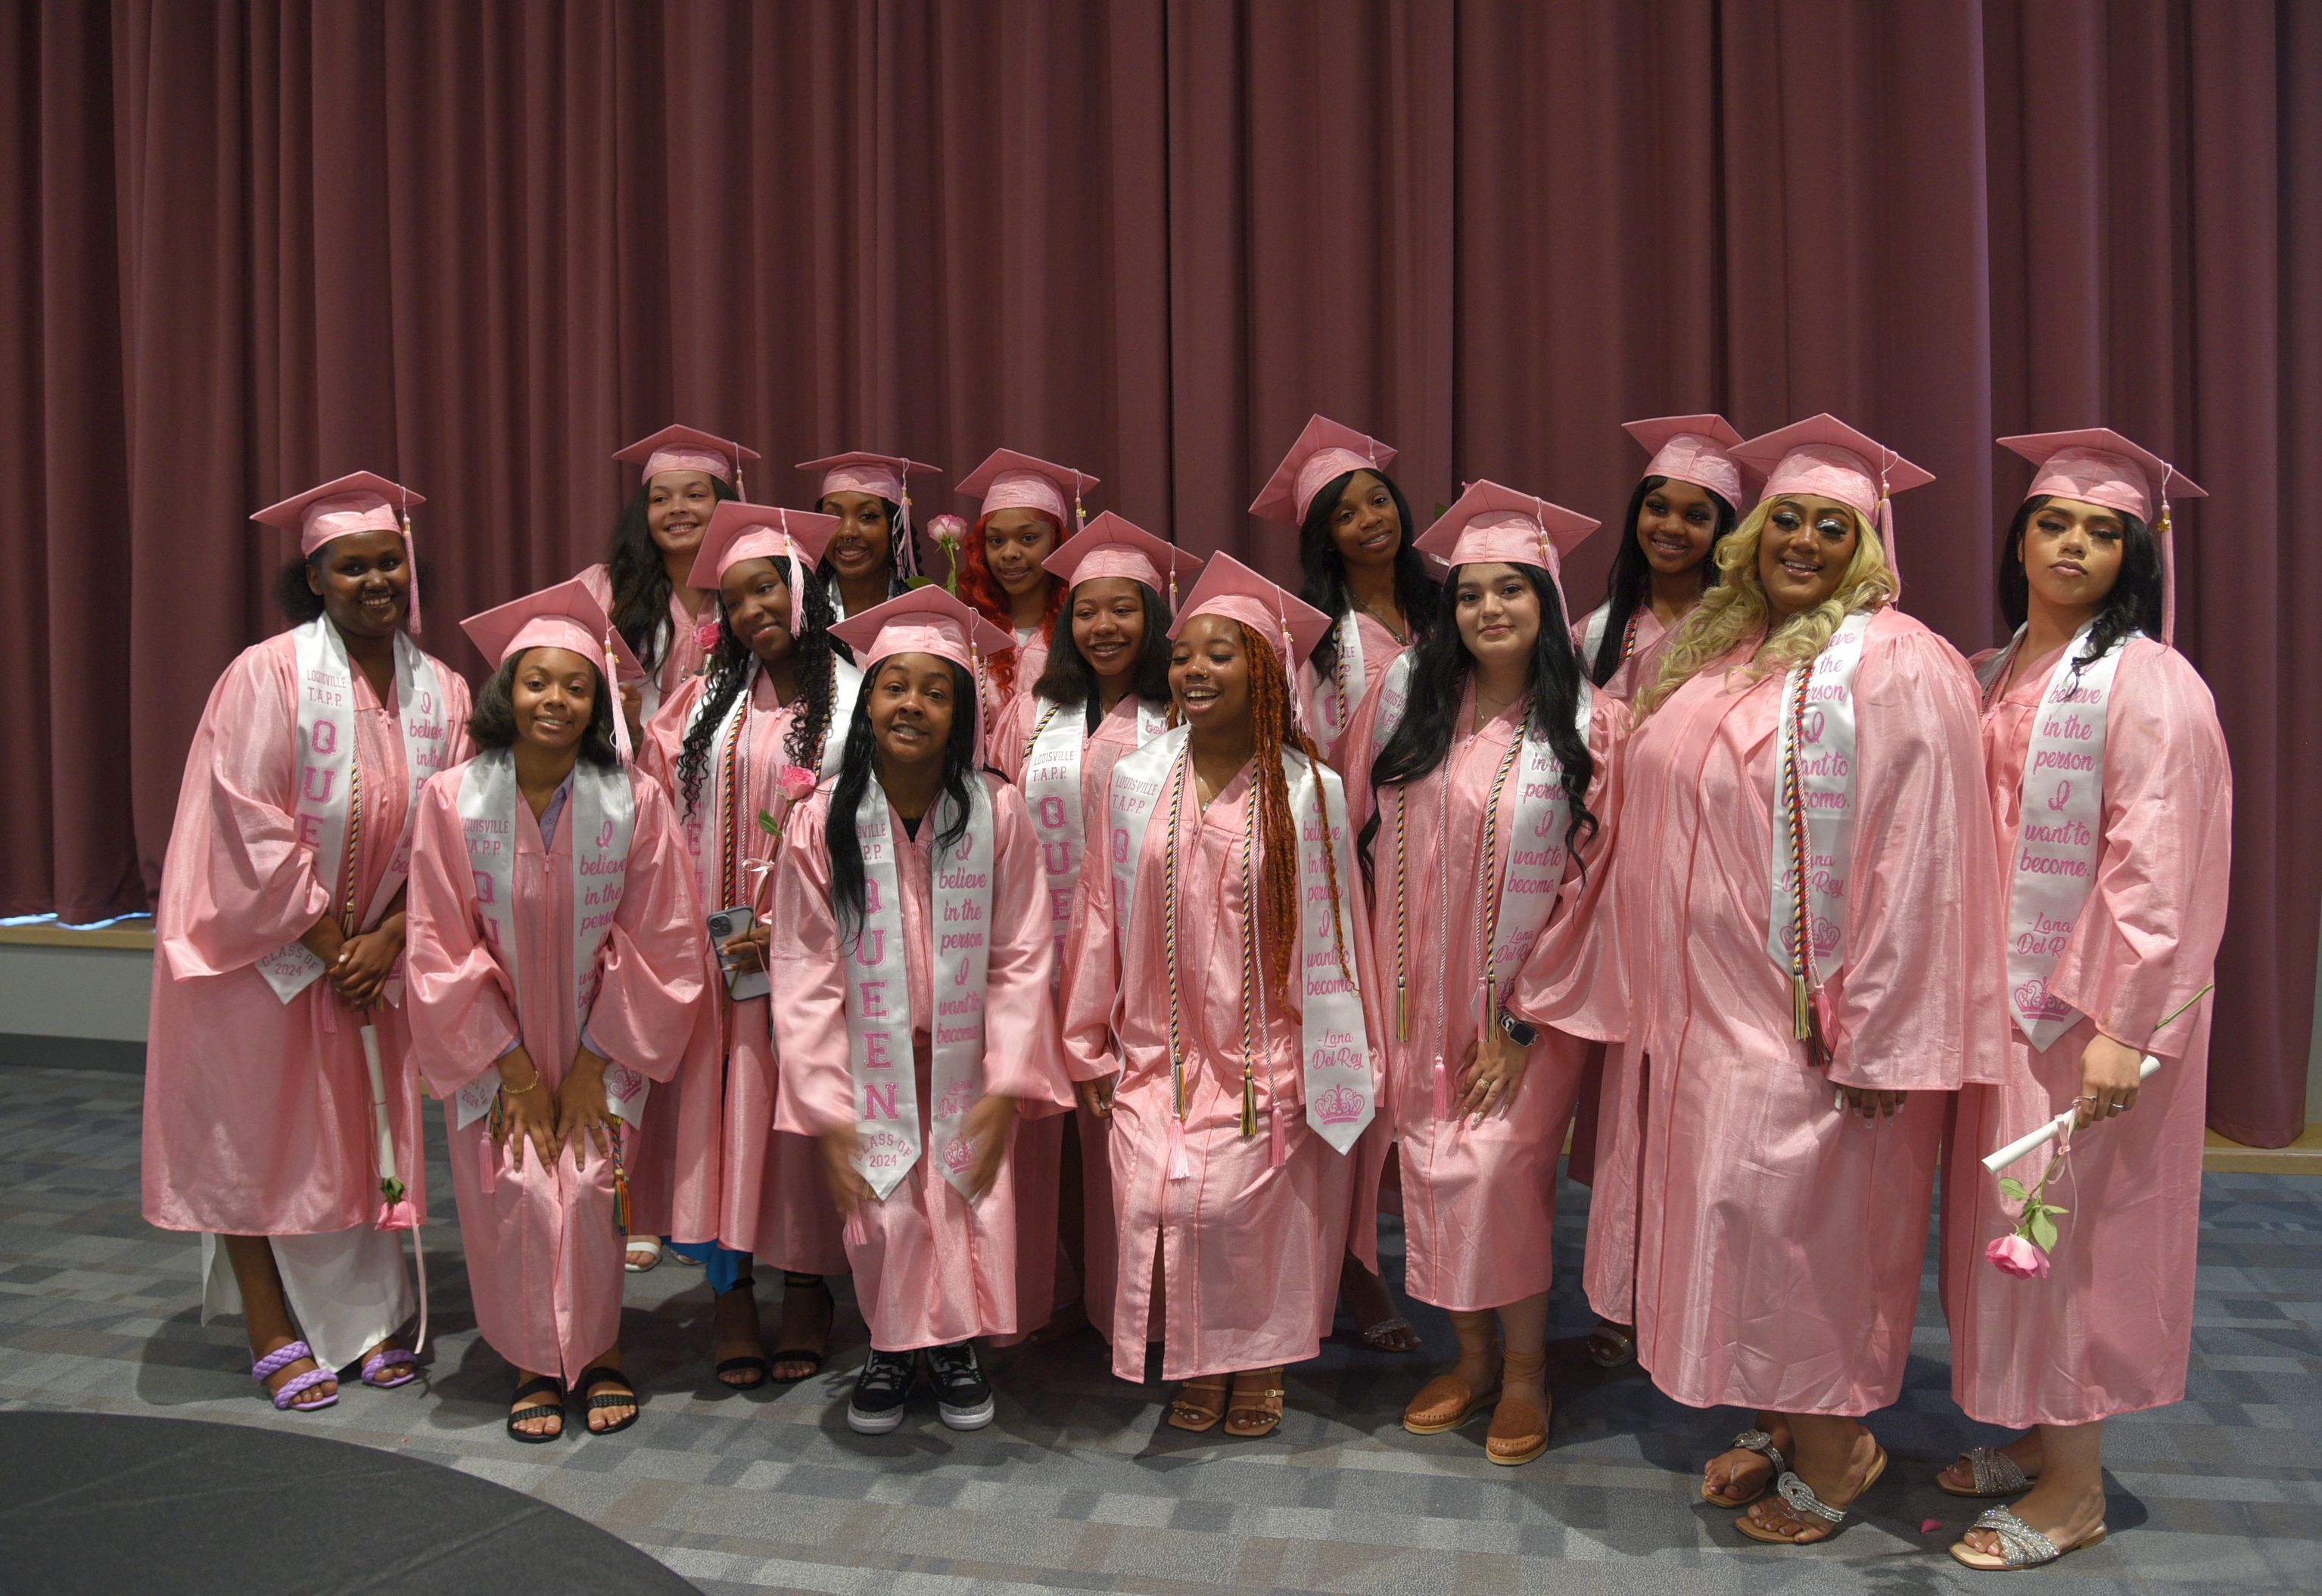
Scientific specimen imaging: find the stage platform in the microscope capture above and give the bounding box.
[3,1060,2317,1594]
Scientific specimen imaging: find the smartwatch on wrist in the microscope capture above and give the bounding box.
[1496,1008,1538,1048]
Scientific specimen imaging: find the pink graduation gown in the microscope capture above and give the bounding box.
[769,774,1073,1352]
[1523,607,2011,1417]
[1299,611,1412,758]
[1060,757,1387,1383]
[1942,639,2231,1427]
[1570,602,1672,703]
[638,673,847,1272]
[145,631,471,1236]
[1337,684,1627,1312]
[404,761,712,1381]
[577,561,713,714]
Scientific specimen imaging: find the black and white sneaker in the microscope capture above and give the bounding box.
[926,1340,994,1430]
[845,1348,917,1435]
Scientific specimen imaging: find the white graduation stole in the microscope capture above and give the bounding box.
[1578,601,1612,669]
[843,778,996,1201]
[1975,623,2130,1049]
[1307,610,1368,747]
[450,752,640,1128]
[1022,695,1169,982]
[1105,730,1377,1153]
[1763,611,1875,984]
[257,618,451,1003]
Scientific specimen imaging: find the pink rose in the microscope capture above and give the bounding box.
[778,764,818,802]
[928,513,966,545]
[1986,1234,2049,1279]
[694,617,723,654]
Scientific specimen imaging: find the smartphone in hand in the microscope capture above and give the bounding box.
[707,905,769,1001]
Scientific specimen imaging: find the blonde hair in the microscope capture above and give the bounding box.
[1635,498,1897,717]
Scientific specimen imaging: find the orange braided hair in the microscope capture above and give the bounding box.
[1241,623,1352,1000]
[957,507,1069,697]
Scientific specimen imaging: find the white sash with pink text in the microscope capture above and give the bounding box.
[256,618,450,1003]
[1307,611,1368,748]
[450,752,639,1130]
[1763,611,1874,979]
[845,778,995,1201]
[1104,731,1377,1153]
[1024,695,1168,983]
[1977,622,2128,1050]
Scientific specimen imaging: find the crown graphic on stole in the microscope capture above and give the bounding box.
[1312,1083,1368,1125]
[941,1135,976,1174]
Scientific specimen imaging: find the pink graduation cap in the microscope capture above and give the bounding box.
[829,585,1019,755]
[1250,415,1399,525]
[612,425,761,496]
[1042,512,1206,613]
[1998,428,2206,643]
[956,447,1100,530]
[1733,413,1934,583]
[686,501,842,636]
[1414,479,1600,611]
[253,471,428,635]
[797,450,944,582]
[1169,552,1334,677]
[459,577,647,764]
[1622,414,1754,509]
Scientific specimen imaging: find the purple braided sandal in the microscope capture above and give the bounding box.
[251,1339,338,1412]
[360,1347,419,1389]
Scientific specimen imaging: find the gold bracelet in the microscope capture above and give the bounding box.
[500,1071,541,1097]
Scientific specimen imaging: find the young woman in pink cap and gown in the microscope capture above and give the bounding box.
[1336,484,1623,1466]
[799,450,938,623]
[579,426,760,777]
[145,473,467,1412]
[1523,416,2011,1544]
[988,516,1204,1347]
[768,590,1073,1436]
[1060,555,1386,1438]
[404,579,714,1441]
[1254,415,1435,1355]
[1937,431,2230,1571]
[637,502,860,1389]
[951,448,1098,737]
[1563,416,1749,1374]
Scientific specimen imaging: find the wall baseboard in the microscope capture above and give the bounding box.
[0,1034,146,1072]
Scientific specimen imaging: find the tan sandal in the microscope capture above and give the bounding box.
[1484,1349,1550,1465]
[1949,1507,2106,1570]
[1735,1445,1888,1546]
[1701,1428,1787,1507]
[1222,1368,1286,1438]
[1166,1374,1228,1433]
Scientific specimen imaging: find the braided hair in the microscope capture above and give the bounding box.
[1237,624,1352,1000]
[672,568,841,815]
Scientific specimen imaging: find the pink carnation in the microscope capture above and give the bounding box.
[1986,1234,2049,1279]
[694,617,723,653]
[778,764,818,801]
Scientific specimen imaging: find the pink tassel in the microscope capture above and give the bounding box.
[605,629,633,765]
[1167,1115,1191,1181]
[1269,1104,1287,1168]
[476,1133,497,1194]
[375,1199,419,1232]
[403,505,422,635]
[1432,1055,1451,1119]
[845,1206,868,1249]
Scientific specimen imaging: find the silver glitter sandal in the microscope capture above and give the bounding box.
[1735,1445,1886,1545]
[1949,1505,2107,1570]
[1938,1444,2035,1498]
[1701,1428,1788,1507]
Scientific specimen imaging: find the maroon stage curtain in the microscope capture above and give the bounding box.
[2,0,2312,1145]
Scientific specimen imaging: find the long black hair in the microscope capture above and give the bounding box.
[826,658,982,938]
[673,569,843,815]
[2000,493,2164,670]
[1030,580,1172,732]
[1299,468,1441,688]
[1586,474,1736,686]
[466,652,623,769]
[605,475,740,670]
[1357,562,1597,878]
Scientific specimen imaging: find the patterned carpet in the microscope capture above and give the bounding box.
[4,1060,2317,1594]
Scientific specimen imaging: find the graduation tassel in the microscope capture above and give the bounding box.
[1167,1112,1191,1181]
[1432,1054,1452,1120]
[1240,1066,1259,1138]
[1396,982,1408,1041]
[1270,1103,1287,1168]
[1793,972,1814,1041]
[609,1115,632,1234]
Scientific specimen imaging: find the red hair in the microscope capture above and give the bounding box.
[957,508,1068,697]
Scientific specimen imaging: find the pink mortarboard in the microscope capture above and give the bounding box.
[797,450,944,581]
[1413,479,1600,614]
[612,425,761,496]
[829,585,1018,754]
[459,577,647,764]
[1998,428,2205,643]
[1042,512,1206,613]
[1249,415,1399,525]
[253,471,428,635]
[1169,552,1334,675]
[1734,413,1934,585]
[1622,414,1754,509]
[955,448,1100,530]
[686,501,842,636]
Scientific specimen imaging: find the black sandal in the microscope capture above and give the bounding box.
[573,1364,640,1436]
[711,1277,773,1391]
[506,1374,566,1443]
[767,1272,835,1383]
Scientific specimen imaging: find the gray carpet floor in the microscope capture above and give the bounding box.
[3,1060,2317,1594]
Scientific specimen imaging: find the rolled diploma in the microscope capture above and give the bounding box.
[1981,1053,2162,1174]
[362,1022,397,1188]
